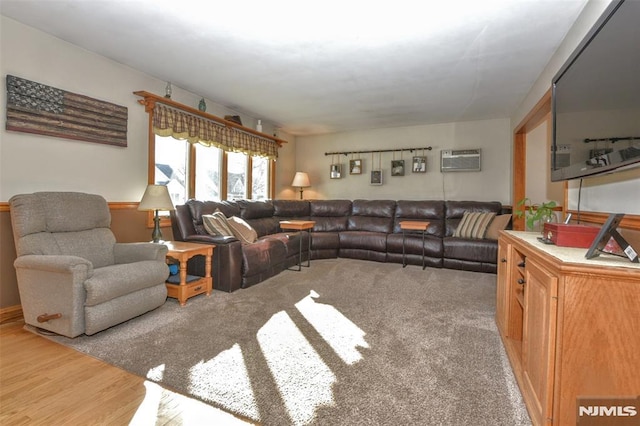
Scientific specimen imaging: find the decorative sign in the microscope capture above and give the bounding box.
[5,75,128,147]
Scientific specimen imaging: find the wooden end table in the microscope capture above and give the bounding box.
[399,221,430,270]
[279,220,315,271]
[164,241,215,306]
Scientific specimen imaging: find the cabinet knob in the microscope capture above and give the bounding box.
[501,258,507,263]
[517,278,526,285]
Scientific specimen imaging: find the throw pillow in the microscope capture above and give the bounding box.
[453,211,496,239]
[485,214,512,240]
[227,216,258,244]
[202,212,234,237]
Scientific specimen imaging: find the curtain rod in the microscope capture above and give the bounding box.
[324,146,433,156]
[583,136,639,144]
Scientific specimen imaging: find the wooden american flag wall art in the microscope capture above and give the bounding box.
[5,75,128,147]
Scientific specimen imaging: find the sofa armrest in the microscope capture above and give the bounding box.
[184,234,239,245]
[114,242,168,263]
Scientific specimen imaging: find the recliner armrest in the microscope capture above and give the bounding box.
[14,254,93,275]
[114,242,168,263]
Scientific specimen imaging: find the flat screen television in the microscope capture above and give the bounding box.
[551,0,640,182]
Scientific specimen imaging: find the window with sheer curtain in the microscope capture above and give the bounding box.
[153,135,271,205]
[149,103,276,204]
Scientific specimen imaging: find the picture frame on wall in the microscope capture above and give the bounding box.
[330,164,342,179]
[370,170,382,185]
[412,156,427,173]
[391,160,405,176]
[349,159,363,175]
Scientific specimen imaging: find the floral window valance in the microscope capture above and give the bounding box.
[152,103,278,159]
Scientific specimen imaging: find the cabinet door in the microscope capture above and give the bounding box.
[522,259,558,426]
[495,238,510,335]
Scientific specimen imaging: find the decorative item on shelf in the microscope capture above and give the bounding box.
[198,98,206,112]
[515,198,557,232]
[291,172,311,199]
[256,119,262,132]
[224,115,243,125]
[138,184,175,243]
[165,82,172,99]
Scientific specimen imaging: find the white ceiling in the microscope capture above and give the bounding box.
[1,0,589,136]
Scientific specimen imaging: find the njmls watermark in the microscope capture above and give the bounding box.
[577,396,640,426]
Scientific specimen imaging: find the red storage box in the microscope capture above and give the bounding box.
[542,223,601,248]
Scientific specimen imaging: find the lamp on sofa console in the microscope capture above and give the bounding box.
[138,184,175,243]
[291,172,311,199]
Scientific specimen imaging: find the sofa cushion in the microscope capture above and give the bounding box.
[237,200,275,220]
[340,231,388,252]
[273,200,310,218]
[310,200,352,217]
[453,211,496,239]
[348,200,396,233]
[187,200,240,235]
[227,216,258,244]
[394,200,446,237]
[443,237,498,263]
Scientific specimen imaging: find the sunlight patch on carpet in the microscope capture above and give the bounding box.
[295,290,369,365]
[187,343,260,421]
[130,380,252,425]
[146,364,165,381]
[258,311,336,426]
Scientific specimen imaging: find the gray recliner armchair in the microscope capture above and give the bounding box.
[9,191,169,337]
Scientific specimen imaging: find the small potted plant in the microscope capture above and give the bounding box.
[516,198,557,231]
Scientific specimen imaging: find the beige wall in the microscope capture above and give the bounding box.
[0,16,294,203]
[295,118,511,202]
[511,0,640,214]
[525,121,564,206]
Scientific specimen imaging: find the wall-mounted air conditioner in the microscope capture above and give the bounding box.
[440,149,481,172]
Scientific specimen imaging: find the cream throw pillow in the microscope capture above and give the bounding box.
[453,211,496,239]
[227,216,258,244]
[485,214,512,240]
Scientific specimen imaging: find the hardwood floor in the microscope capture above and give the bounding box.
[0,321,252,425]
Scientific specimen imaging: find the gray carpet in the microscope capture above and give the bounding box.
[42,258,531,426]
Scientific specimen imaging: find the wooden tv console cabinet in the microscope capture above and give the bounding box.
[496,231,640,426]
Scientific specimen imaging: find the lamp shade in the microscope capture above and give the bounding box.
[291,172,311,188]
[138,184,175,211]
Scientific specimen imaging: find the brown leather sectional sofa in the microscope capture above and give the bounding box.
[171,199,509,292]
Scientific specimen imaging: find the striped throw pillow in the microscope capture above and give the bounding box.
[202,212,234,237]
[453,211,496,239]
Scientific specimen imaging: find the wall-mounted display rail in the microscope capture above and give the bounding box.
[324,147,432,156]
[583,136,639,144]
